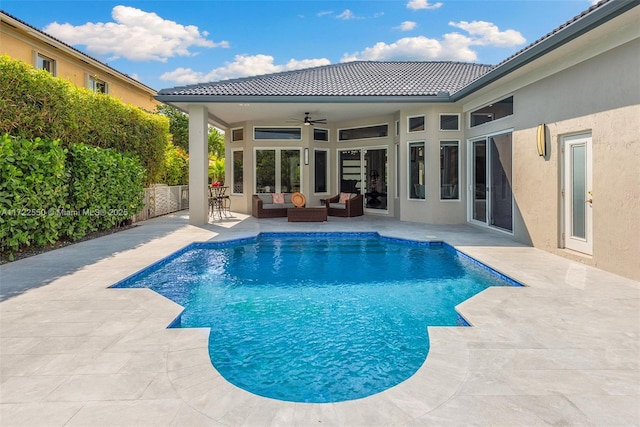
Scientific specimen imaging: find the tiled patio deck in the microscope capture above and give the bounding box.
[1,211,638,426]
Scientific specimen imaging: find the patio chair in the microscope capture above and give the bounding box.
[325,193,364,217]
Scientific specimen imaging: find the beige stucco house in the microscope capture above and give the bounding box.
[0,10,158,111]
[157,0,639,281]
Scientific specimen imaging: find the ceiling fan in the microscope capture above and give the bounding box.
[291,112,327,126]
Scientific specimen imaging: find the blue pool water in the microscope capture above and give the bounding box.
[112,232,520,403]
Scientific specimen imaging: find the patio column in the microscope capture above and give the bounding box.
[188,104,209,225]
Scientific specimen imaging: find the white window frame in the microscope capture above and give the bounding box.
[468,95,514,128]
[253,126,302,141]
[253,147,303,193]
[87,74,109,94]
[231,127,244,142]
[313,127,329,142]
[313,148,330,195]
[439,140,460,201]
[439,113,460,131]
[337,123,389,141]
[33,51,56,76]
[231,148,244,195]
[407,115,426,133]
[407,141,426,201]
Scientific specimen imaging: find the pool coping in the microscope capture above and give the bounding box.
[1,212,638,426]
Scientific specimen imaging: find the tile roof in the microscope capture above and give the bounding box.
[157,61,493,97]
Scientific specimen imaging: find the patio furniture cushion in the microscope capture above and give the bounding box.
[257,194,272,204]
[272,193,285,204]
[339,192,352,204]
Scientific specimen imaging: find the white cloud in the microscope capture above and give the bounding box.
[406,0,443,11]
[317,11,333,17]
[337,9,357,20]
[160,54,331,84]
[342,20,525,62]
[449,21,525,47]
[43,5,227,62]
[396,21,417,31]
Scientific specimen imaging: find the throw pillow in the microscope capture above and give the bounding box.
[272,193,285,204]
[339,192,352,204]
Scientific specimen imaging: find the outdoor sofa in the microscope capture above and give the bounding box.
[252,193,297,218]
[325,193,364,217]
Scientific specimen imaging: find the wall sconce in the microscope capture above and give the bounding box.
[536,123,547,157]
[304,148,309,165]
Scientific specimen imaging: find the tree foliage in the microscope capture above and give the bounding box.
[0,55,167,185]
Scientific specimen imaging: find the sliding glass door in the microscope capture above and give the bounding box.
[470,132,513,232]
[338,147,388,211]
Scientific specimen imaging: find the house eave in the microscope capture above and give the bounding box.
[154,94,452,104]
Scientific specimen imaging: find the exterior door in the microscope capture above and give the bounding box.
[470,132,513,232]
[563,134,593,254]
[364,148,388,211]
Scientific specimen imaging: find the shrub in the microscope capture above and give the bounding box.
[0,55,168,185]
[160,142,189,186]
[0,134,68,255]
[0,135,145,258]
[65,144,145,239]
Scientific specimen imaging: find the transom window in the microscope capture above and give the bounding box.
[440,114,460,131]
[408,115,425,132]
[254,127,301,140]
[470,96,513,127]
[313,128,329,141]
[232,128,244,142]
[338,124,388,141]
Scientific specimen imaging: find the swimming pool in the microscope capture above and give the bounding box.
[112,232,521,403]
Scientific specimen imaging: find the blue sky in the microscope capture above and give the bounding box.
[3,0,598,91]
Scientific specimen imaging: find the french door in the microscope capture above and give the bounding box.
[338,148,388,211]
[470,132,513,232]
[563,134,593,254]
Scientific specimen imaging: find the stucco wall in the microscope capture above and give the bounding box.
[511,39,639,280]
[1,20,158,111]
[398,105,467,224]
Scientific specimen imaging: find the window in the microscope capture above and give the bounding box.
[88,76,108,94]
[440,114,460,131]
[440,141,459,200]
[409,142,425,200]
[314,150,328,193]
[395,120,400,136]
[408,115,425,132]
[232,128,244,141]
[35,53,56,75]
[470,96,513,127]
[232,150,243,194]
[313,128,329,141]
[255,149,301,193]
[254,127,301,140]
[338,124,388,141]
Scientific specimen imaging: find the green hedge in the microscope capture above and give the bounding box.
[0,134,68,252]
[0,55,168,185]
[0,135,145,258]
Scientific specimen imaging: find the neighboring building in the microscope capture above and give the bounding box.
[158,0,639,280]
[0,10,158,111]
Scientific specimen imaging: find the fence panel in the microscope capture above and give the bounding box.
[132,185,188,223]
